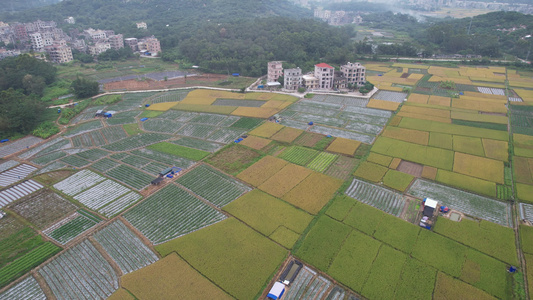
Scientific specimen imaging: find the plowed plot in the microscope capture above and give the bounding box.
[10,190,77,229]
[206,144,262,175]
[237,156,288,186]
[397,161,423,177]
[259,164,312,198]
[294,132,325,147]
[324,156,359,180]
[283,173,343,214]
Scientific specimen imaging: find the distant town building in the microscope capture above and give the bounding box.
[13,24,28,40]
[314,63,334,89]
[108,34,124,50]
[88,42,111,56]
[136,22,147,29]
[84,28,107,41]
[124,38,138,51]
[267,61,283,83]
[29,32,44,51]
[302,75,319,90]
[284,67,302,90]
[46,41,73,64]
[64,17,75,24]
[144,36,161,54]
[340,62,366,87]
[70,39,86,52]
[333,71,347,89]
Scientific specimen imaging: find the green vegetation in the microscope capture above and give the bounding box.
[382,169,414,192]
[155,218,287,300]
[0,228,44,269]
[278,146,319,166]
[373,216,420,253]
[123,123,143,135]
[462,249,513,299]
[353,161,388,182]
[361,245,407,300]
[343,201,386,235]
[147,142,210,161]
[70,77,99,99]
[436,169,496,197]
[395,258,437,300]
[520,225,533,255]
[92,95,122,106]
[58,99,91,125]
[325,195,357,221]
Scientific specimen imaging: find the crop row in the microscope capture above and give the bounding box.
[103,133,170,152]
[100,126,127,143]
[63,120,103,138]
[0,242,61,288]
[0,160,19,173]
[39,240,118,300]
[310,125,375,144]
[90,158,119,173]
[31,151,67,166]
[345,178,406,217]
[0,180,43,209]
[105,164,153,190]
[74,179,131,210]
[150,90,191,103]
[307,152,338,173]
[124,184,226,244]
[0,136,43,158]
[207,128,246,144]
[176,124,217,139]
[142,119,185,134]
[60,155,91,168]
[94,220,159,274]
[53,169,106,196]
[132,148,195,168]
[157,110,196,121]
[0,275,46,300]
[176,164,251,207]
[36,161,67,175]
[279,146,319,166]
[77,149,110,161]
[141,161,171,176]
[98,192,142,218]
[0,164,38,187]
[170,137,223,153]
[18,137,64,159]
[120,154,153,168]
[44,213,100,245]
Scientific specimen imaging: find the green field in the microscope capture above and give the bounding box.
[382,169,414,192]
[395,258,437,300]
[0,228,44,269]
[155,218,287,300]
[278,146,319,166]
[361,245,407,300]
[353,161,388,182]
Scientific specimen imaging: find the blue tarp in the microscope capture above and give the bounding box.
[145,104,150,107]
[140,117,148,122]
[232,73,240,76]
[308,121,313,125]
[0,139,9,143]
[258,85,264,88]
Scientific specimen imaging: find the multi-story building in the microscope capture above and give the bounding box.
[333,71,347,89]
[46,41,73,64]
[41,31,54,47]
[88,42,111,56]
[29,32,44,51]
[124,38,138,51]
[13,24,28,40]
[136,22,147,29]
[64,17,75,24]
[143,36,161,54]
[70,39,86,52]
[284,68,302,90]
[85,28,107,41]
[108,34,124,50]
[340,62,366,87]
[314,63,334,89]
[267,61,283,83]
[302,75,319,90]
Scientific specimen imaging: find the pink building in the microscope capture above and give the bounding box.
[267,61,283,83]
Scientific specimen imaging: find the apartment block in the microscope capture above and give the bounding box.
[144,36,161,54]
[29,32,44,51]
[88,42,111,55]
[302,75,319,90]
[124,38,138,51]
[46,42,73,64]
[267,61,283,83]
[284,67,302,90]
[13,24,28,40]
[108,34,124,50]
[85,28,107,41]
[340,62,366,87]
[314,63,334,89]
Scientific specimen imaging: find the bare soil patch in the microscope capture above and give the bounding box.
[397,160,423,177]
[206,144,262,175]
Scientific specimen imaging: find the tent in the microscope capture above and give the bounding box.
[267,282,285,300]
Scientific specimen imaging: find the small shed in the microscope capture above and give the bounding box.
[159,167,173,177]
[267,282,286,300]
[266,82,281,88]
[151,177,164,185]
[423,198,438,217]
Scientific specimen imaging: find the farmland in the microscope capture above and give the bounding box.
[43,210,102,245]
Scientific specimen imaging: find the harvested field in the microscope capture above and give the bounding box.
[294,132,327,148]
[270,127,304,143]
[206,144,261,175]
[326,137,361,156]
[155,218,287,300]
[239,135,272,150]
[324,156,359,180]
[10,190,77,229]
[397,160,423,177]
[282,172,343,214]
[249,122,284,138]
[121,253,232,299]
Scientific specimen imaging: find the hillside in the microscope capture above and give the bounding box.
[0,0,61,14]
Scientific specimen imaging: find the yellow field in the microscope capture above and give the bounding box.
[408,94,429,104]
[509,79,533,88]
[515,89,533,101]
[453,152,504,184]
[428,76,472,85]
[366,99,400,111]
[428,96,451,107]
[262,100,287,108]
[463,91,507,100]
[451,99,507,114]
[400,105,450,119]
[376,82,404,92]
[517,183,533,203]
[381,126,429,145]
[147,101,180,111]
[514,134,533,148]
[458,95,507,104]
[389,157,401,169]
[271,127,304,143]
[408,73,424,80]
[469,76,506,83]
[482,139,509,162]
[237,156,288,186]
[122,253,232,300]
[248,122,284,138]
[171,103,237,114]
[474,82,506,89]
[244,93,273,100]
[367,76,417,85]
[259,164,312,198]
[282,172,343,214]
[422,166,438,180]
[239,135,272,150]
[453,135,485,157]
[450,111,508,125]
[397,111,452,124]
[364,63,393,72]
[392,63,430,70]
[433,272,494,300]
[231,107,279,118]
[389,116,402,126]
[367,152,393,167]
[107,289,134,300]
[326,137,361,156]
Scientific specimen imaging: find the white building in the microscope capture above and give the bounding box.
[314,63,334,89]
[267,61,283,83]
[284,68,302,90]
[88,42,111,56]
[340,62,366,87]
[29,32,44,51]
[136,22,147,29]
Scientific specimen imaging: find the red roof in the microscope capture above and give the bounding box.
[315,63,334,69]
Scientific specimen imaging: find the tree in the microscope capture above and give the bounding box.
[22,74,46,96]
[70,77,99,98]
[0,89,45,137]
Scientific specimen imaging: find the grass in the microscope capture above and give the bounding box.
[122,123,144,135]
[395,258,437,300]
[205,144,262,175]
[147,142,210,161]
[433,272,494,300]
[434,218,518,266]
[295,216,352,272]
[383,169,414,192]
[361,245,407,300]
[155,218,287,300]
[327,230,382,292]
[436,169,496,197]
[353,161,388,183]
[453,152,504,184]
[121,253,232,299]
[223,190,313,248]
[282,172,343,214]
[411,229,468,277]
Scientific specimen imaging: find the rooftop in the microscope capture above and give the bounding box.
[315,63,334,69]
